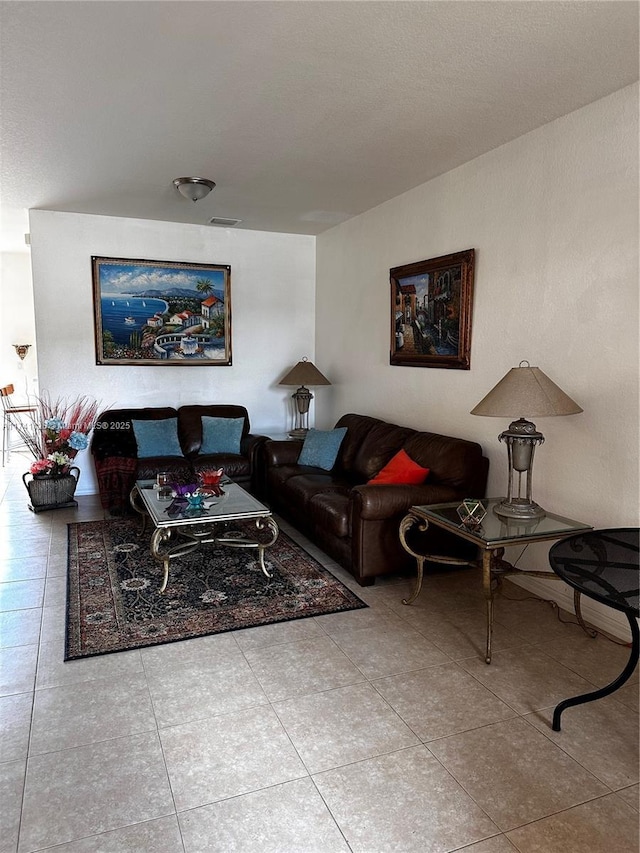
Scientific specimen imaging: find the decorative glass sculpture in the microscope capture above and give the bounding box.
[457,499,487,528]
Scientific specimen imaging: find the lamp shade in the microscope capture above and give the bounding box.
[471,363,582,418]
[279,358,331,387]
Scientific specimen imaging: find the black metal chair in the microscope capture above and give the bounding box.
[548,528,639,730]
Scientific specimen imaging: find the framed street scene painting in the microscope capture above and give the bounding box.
[390,249,475,370]
[92,256,231,366]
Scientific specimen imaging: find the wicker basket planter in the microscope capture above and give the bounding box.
[22,468,80,513]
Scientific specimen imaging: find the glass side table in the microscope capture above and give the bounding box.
[399,498,593,663]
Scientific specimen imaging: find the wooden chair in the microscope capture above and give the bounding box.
[1,384,37,466]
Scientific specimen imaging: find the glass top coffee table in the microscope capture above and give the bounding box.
[399,498,593,663]
[130,479,279,593]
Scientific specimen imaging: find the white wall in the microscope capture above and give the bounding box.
[0,251,39,400]
[29,211,316,493]
[316,84,639,637]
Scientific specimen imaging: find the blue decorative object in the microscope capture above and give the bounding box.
[200,416,244,455]
[298,427,347,471]
[131,418,183,459]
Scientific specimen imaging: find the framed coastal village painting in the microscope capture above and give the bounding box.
[92,256,232,366]
[390,248,475,370]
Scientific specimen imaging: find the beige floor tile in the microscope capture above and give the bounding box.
[233,616,325,651]
[458,645,595,714]
[30,672,156,754]
[0,692,33,762]
[139,632,241,678]
[39,605,65,646]
[146,660,268,727]
[492,595,587,644]
[615,783,639,812]
[0,579,45,612]
[274,681,419,773]
[0,759,25,853]
[534,632,639,687]
[428,717,608,831]
[313,746,498,853]
[611,679,639,712]
[505,793,639,852]
[332,621,451,679]
[43,575,67,608]
[243,636,365,701]
[159,705,307,811]
[526,698,639,789]
[0,644,37,696]
[0,556,47,583]
[0,608,41,648]
[46,552,68,577]
[178,777,350,852]
[373,662,516,741]
[454,837,519,852]
[39,815,184,853]
[315,604,406,638]
[400,603,528,661]
[18,731,174,852]
[36,641,143,690]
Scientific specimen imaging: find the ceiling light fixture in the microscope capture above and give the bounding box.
[172,177,216,202]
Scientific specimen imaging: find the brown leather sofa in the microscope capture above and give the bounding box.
[263,413,489,585]
[91,404,267,514]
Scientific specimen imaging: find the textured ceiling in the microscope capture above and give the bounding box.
[1,1,638,248]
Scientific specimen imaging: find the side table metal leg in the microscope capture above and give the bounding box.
[552,611,639,731]
[402,556,425,606]
[482,550,494,664]
[399,514,429,605]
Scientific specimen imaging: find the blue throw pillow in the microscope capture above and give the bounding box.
[200,416,244,455]
[131,418,183,459]
[298,427,347,471]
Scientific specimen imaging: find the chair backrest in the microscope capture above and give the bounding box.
[1,385,15,411]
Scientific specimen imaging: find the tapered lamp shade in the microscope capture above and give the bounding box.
[279,357,331,438]
[471,365,583,418]
[279,359,331,388]
[471,362,582,520]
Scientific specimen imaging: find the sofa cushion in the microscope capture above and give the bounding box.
[309,492,351,539]
[201,416,244,454]
[131,418,183,458]
[351,420,416,480]
[177,404,250,456]
[298,427,347,471]
[368,449,430,485]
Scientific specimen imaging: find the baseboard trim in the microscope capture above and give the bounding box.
[509,573,633,642]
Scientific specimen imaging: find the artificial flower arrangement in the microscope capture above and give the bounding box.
[12,392,102,477]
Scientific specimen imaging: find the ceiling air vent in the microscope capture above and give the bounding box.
[208,217,242,227]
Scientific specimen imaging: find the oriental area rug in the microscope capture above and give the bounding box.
[65,517,367,660]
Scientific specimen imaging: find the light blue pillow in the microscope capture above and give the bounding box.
[298,427,347,471]
[131,418,183,459]
[200,416,244,455]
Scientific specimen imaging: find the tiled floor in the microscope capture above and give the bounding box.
[1,454,638,852]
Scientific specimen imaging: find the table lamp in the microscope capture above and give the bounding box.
[471,361,583,520]
[278,357,331,438]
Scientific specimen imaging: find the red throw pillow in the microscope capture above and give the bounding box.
[368,449,430,485]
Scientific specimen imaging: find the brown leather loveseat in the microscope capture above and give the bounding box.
[91,404,267,514]
[263,413,489,586]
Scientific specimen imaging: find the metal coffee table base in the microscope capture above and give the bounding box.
[149,517,280,593]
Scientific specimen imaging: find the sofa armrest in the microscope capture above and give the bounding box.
[263,439,301,467]
[351,483,460,521]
